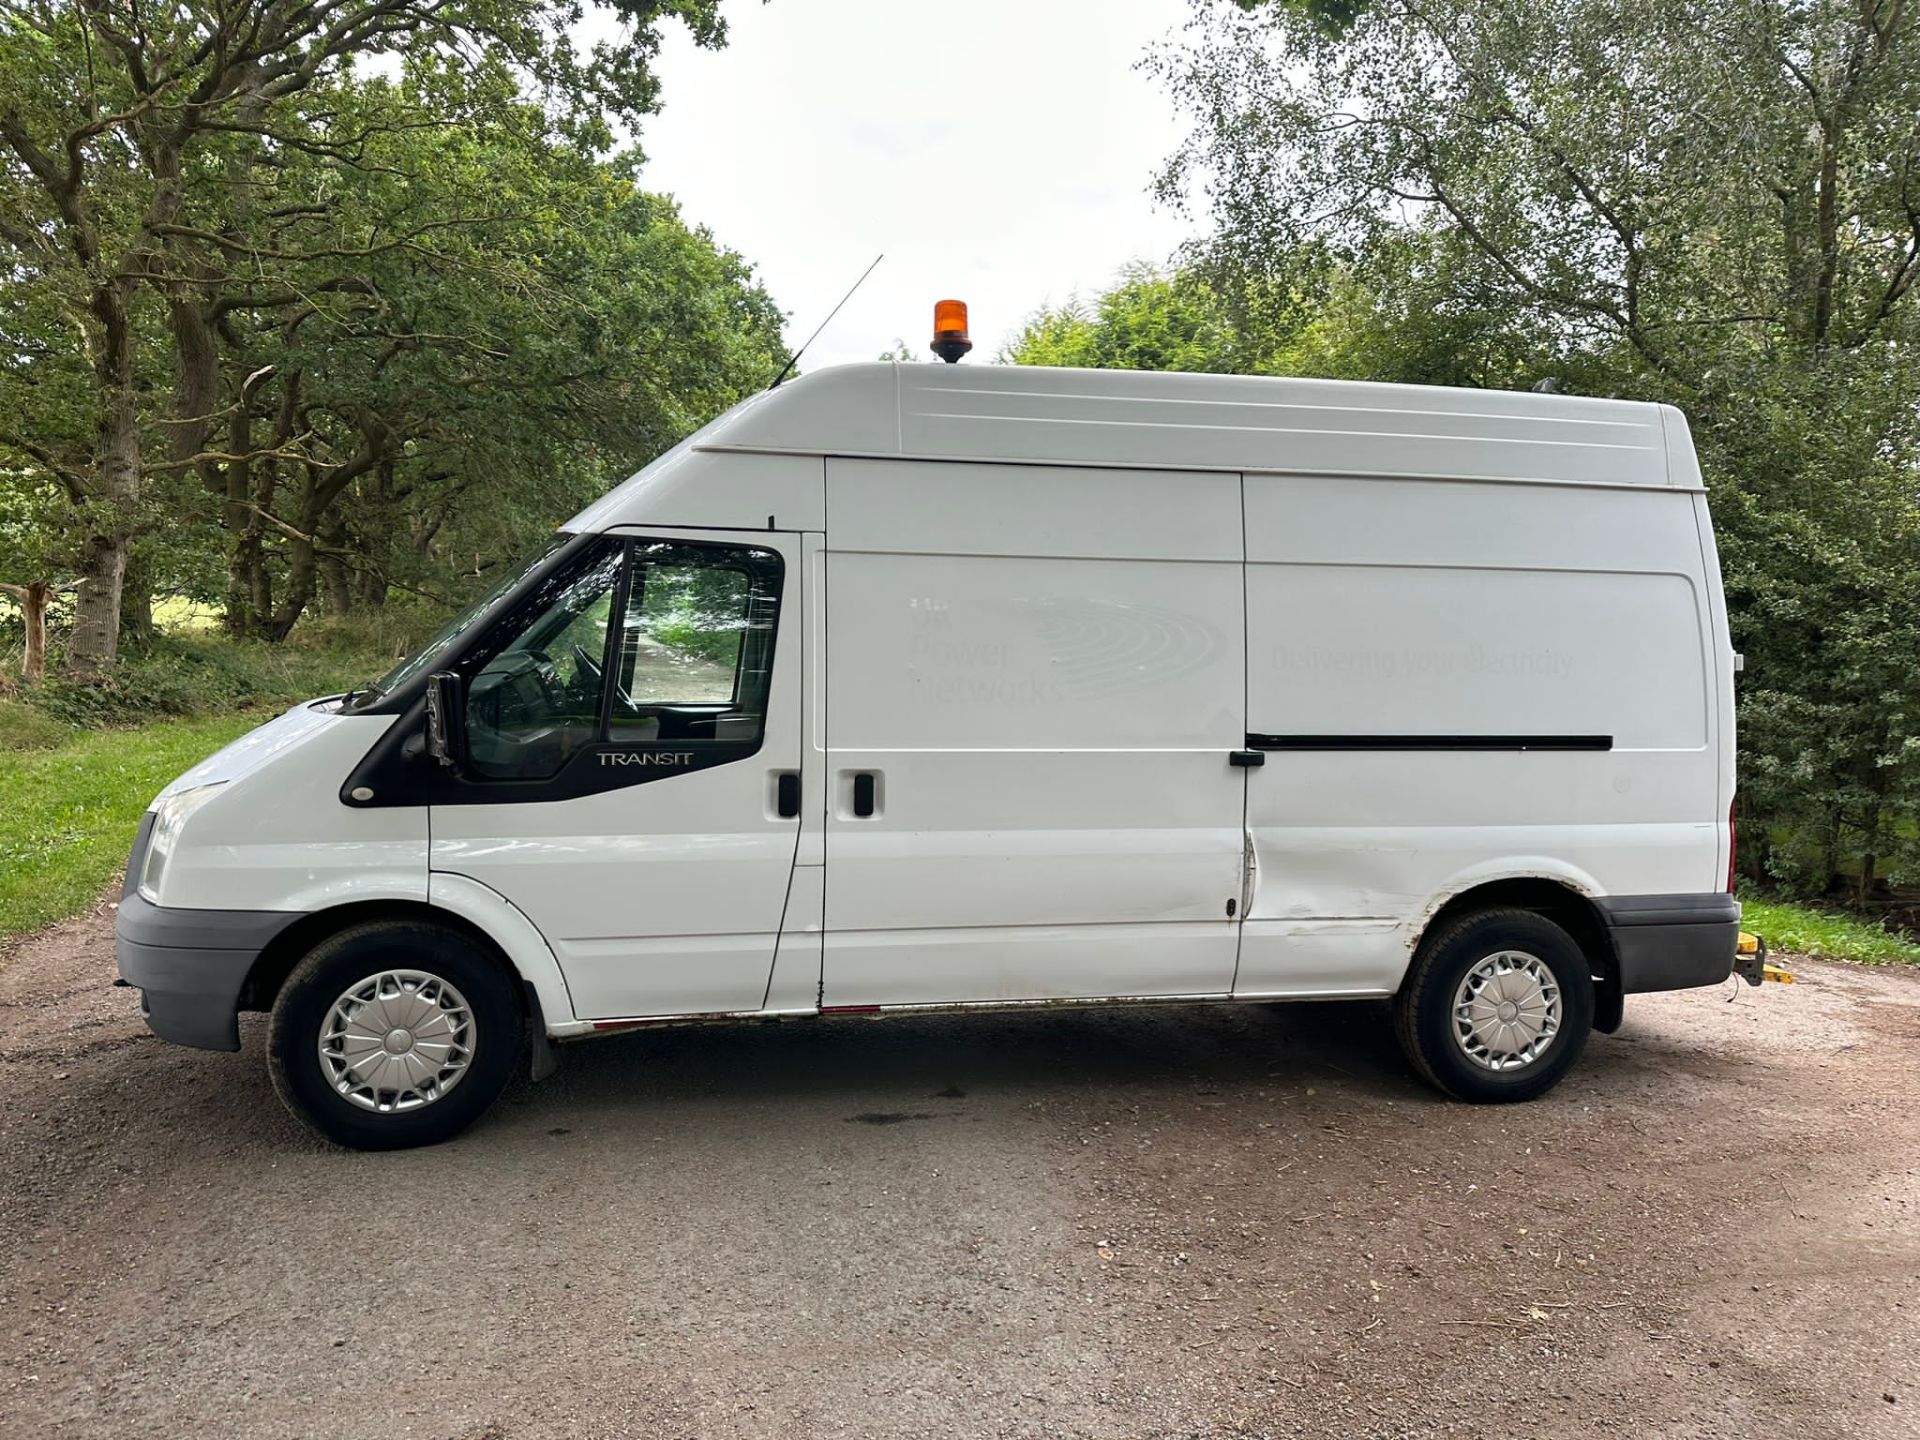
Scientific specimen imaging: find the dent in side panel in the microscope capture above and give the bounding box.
[1233,919,1407,999]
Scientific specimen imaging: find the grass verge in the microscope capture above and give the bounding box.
[1740,896,1920,968]
[0,711,265,943]
[0,611,412,944]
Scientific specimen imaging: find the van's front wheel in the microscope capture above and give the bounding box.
[268,922,521,1150]
[1393,908,1595,1103]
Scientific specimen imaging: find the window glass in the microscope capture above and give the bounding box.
[465,547,622,779]
[349,533,571,710]
[609,542,781,746]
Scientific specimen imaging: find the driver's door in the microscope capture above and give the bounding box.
[429,528,805,1020]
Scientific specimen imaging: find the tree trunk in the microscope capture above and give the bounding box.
[22,582,50,682]
[120,548,155,647]
[264,439,384,641]
[225,531,267,639]
[1857,802,1882,907]
[268,528,318,641]
[221,457,279,641]
[66,530,127,679]
[65,283,142,682]
[2,582,52,682]
[318,513,352,618]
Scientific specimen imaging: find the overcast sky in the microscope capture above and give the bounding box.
[632,0,1201,371]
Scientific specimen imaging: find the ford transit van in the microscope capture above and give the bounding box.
[116,362,1744,1148]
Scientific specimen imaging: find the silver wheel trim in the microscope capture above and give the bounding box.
[1451,950,1563,1072]
[318,970,475,1114]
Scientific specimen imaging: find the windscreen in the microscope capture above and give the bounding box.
[343,534,573,711]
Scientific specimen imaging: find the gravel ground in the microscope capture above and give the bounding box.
[1,897,1916,1440]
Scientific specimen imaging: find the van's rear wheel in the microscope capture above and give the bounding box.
[1393,908,1594,1102]
[268,921,521,1150]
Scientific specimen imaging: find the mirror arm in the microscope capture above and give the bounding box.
[424,671,467,774]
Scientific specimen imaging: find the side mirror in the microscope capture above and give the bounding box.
[424,671,466,772]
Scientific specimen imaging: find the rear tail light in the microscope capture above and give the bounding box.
[1727,798,1738,893]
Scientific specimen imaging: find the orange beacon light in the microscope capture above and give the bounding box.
[931,299,972,364]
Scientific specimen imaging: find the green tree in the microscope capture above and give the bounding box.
[142,70,785,641]
[1003,264,1244,371]
[1005,242,1566,389]
[0,0,727,678]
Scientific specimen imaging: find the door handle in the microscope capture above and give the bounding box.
[1228,749,1266,768]
[852,772,877,818]
[776,771,801,818]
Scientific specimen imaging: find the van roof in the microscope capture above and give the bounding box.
[692,362,1694,490]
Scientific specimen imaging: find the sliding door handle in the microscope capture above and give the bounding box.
[852,772,877,817]
[1228,749,1266,768]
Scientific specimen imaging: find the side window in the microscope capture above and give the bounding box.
[465,546,622,780]
[458,537,783,783]
[609,542,782,745]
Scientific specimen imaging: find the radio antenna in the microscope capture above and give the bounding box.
[769,253,884,389]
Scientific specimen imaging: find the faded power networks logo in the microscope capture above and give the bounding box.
[908,594,1226,706]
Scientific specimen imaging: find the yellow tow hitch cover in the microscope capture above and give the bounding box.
[1737,930,1793,983]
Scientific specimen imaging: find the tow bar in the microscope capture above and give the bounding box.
[1734,931,1794,985]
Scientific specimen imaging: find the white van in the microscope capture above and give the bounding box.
[116,362,1746,1149]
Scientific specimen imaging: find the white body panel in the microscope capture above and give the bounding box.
[145,364,1733,1037]
[155,709,429,913]
[820,458,1245,1004]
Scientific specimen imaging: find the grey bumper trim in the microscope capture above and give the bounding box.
[116,891,298,951]
[1595,892,1739,995]
[1596,893,1740,929]
[115,893,301,1052]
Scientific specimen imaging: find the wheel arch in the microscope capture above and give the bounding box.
[1411,877,1622,1033]
[238,881,574,1040]
[239,900,514,1013]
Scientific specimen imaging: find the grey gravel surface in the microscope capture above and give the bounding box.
[2,896,1916,1439]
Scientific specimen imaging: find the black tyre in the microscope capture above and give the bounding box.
[1392,907,1595,1103]
[268,921,521,1150]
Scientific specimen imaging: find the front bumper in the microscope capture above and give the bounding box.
[115,891,298,1052]
[1596,893,1740,994]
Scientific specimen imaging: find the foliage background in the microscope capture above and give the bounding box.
[1006,0,1920,906]
[1,0,786,678]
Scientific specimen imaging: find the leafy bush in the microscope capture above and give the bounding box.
[11,630,396,730]
[295,608,437,668]
[0,698,70,751]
